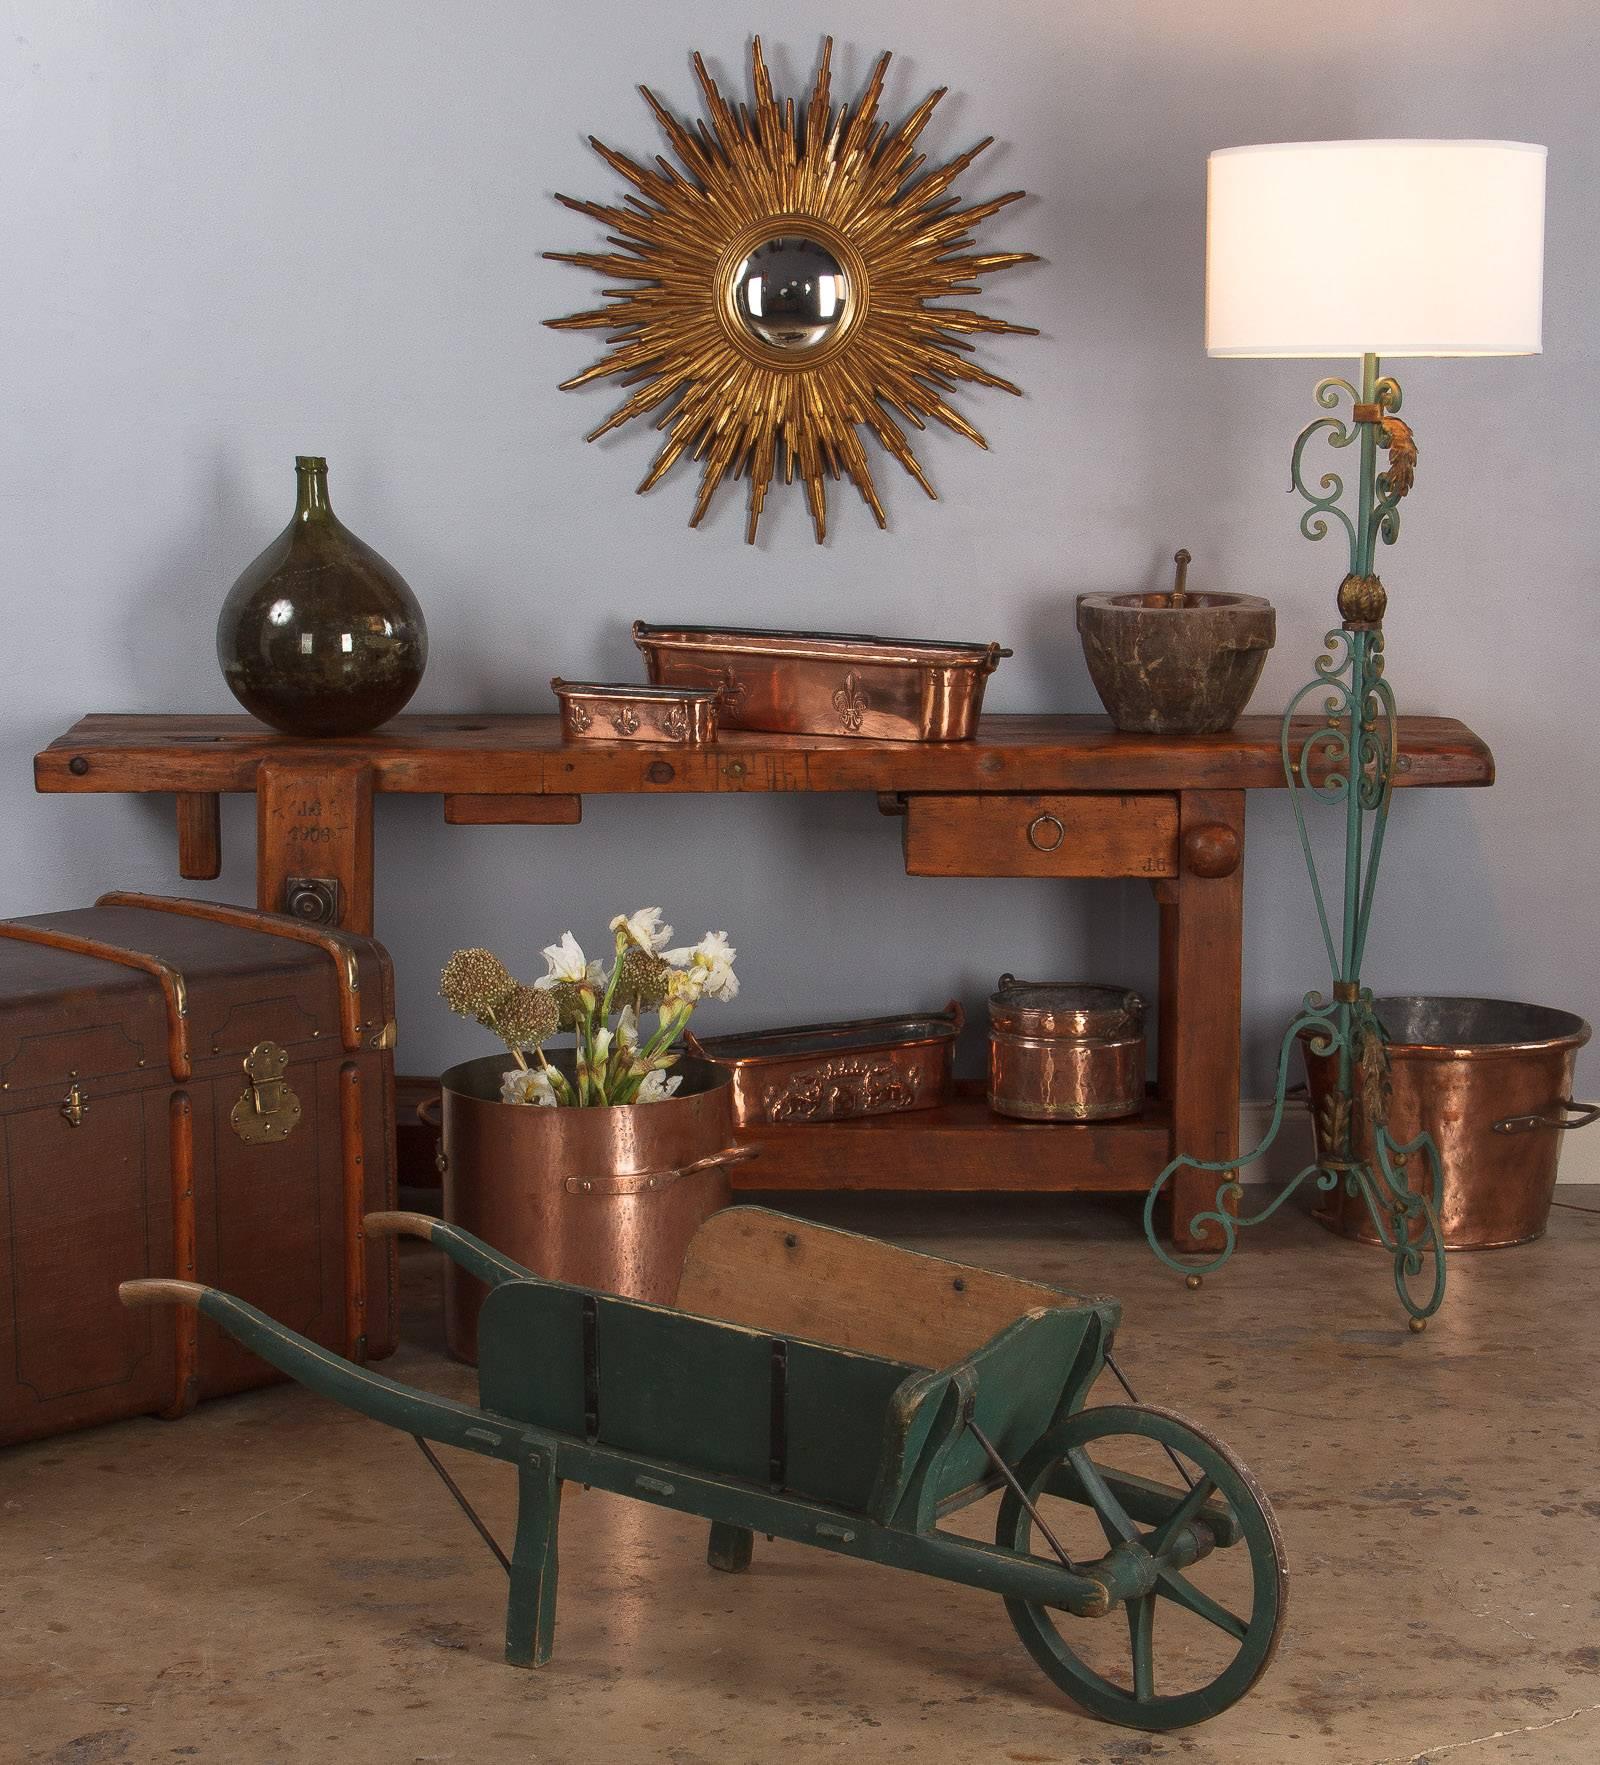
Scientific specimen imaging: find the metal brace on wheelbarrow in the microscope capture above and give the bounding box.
[120,1205,1286,1732]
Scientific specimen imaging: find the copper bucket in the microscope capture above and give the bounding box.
[1302,997,1595,1250]
[435,1052,744,1362]
[987,979,1146,1121]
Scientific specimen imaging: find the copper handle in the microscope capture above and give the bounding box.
[1027,812,1066,853]
[1492,1098,1600,1136]
[562,1143,760,1197]
[415,1095,442,1129]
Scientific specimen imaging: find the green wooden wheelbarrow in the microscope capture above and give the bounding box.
[120,1205,1285,1731]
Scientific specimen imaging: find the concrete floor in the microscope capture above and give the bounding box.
[5,1189,1599,1765]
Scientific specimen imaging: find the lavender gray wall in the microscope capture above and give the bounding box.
[3,0,1594,1096]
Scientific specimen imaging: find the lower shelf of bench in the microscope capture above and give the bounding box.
[729,1085,1172,1193]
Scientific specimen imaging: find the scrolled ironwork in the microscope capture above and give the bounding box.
[1144,354,1446,1324]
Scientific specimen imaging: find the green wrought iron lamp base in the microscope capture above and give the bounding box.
[1143,356,1447,1325]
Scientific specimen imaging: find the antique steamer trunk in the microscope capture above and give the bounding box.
[0,893,397,1446]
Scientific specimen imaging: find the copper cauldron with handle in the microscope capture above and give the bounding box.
[1302,996,1595,1250]
[424,1052,749,1362]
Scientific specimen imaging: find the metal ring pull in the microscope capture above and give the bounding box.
[1492,1097,1600,1136]
[1027,812,1066,853]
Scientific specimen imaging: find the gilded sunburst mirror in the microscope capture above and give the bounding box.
[546,38,1038,543]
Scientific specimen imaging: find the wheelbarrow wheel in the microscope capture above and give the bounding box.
[996,1403,1286,1730]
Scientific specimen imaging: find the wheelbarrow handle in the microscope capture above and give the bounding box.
[120,1278,207,1310]
[119,1275,533,1464]
[1492,1097,1600,1136]
[364,1210,539,1289]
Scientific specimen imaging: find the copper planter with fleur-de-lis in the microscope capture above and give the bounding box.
[633,622,1009,741]
[550,679,720,745]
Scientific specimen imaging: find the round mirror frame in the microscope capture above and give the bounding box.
[716,217,868,368]
[546,37,1037,543]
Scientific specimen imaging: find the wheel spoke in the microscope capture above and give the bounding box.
[1128,1594,1155,1701]
[1155,1563,1248,1642]
[1067,1447,1139,1548]
[1148,1473,1218,1558]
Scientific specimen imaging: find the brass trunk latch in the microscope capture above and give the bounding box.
[60,1082,88,1128]
[230,1041,302,1144]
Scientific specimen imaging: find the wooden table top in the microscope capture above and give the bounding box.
[35,712,1494,797]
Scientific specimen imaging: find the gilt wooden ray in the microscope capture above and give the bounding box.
[545,37,1038,542]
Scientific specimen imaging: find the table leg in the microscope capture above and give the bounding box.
[256,759,376,934]
[175,792,222,881]
[1165,791,1246,1253]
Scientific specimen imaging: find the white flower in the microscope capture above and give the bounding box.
[592,1026,613,1064]
[616,1005,640,1051]
[610,907,673,952]
[694,931,738,1000]
[664,966,706,1005]
[534,931,591,989]
[636,1069,683,1103]
[501,1067,558,1106]
[665,931,738,1002]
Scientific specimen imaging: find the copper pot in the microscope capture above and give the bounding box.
[987,978,1146,1121]
[1302,997,1595,1250]
[436,1052,743,1362]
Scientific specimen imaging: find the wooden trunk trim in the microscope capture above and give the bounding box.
[0,923,193,1081]
[95,892,367,1052]
[166,1089,199,1418]
[339,1062,368,1363]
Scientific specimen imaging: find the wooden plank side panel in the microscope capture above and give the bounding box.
[903,792,1177,878]
[675,1207,1105,1371]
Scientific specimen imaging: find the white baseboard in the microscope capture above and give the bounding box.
[1235,1099,1600,1185]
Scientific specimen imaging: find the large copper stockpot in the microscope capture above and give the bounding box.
[1302,996,1595,1250]
[988,979,1146,1121]
[433,1053,744,1362]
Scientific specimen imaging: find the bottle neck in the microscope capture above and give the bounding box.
[293,457,332,522]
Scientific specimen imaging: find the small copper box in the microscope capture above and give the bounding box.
[987,978,1146,1122]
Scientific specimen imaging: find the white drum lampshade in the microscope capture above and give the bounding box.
[1206,139,1546,359]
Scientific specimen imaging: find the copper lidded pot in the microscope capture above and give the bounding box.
[432,1052,745,1362]
[988,978,1146,1121]
[1302,996,1595,1250]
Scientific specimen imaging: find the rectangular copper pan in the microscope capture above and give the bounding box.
[685,1004,964,1126]
[551,678,720,745]
[632,622,1010,742]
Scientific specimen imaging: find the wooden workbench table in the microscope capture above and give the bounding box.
[35,712,1493,1248]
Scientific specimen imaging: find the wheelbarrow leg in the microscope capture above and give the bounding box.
[707,1522,754,1574]
[505,1449,562,1668]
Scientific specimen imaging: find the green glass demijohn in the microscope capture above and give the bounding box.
[217,456,427,737]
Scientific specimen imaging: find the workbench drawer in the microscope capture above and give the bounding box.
[901,793,1178,878]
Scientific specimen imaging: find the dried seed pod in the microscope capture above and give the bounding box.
[548,979,591,1032]
[614,946,671,1010]
[489,982,559,1051]
[440,947,515,1018]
